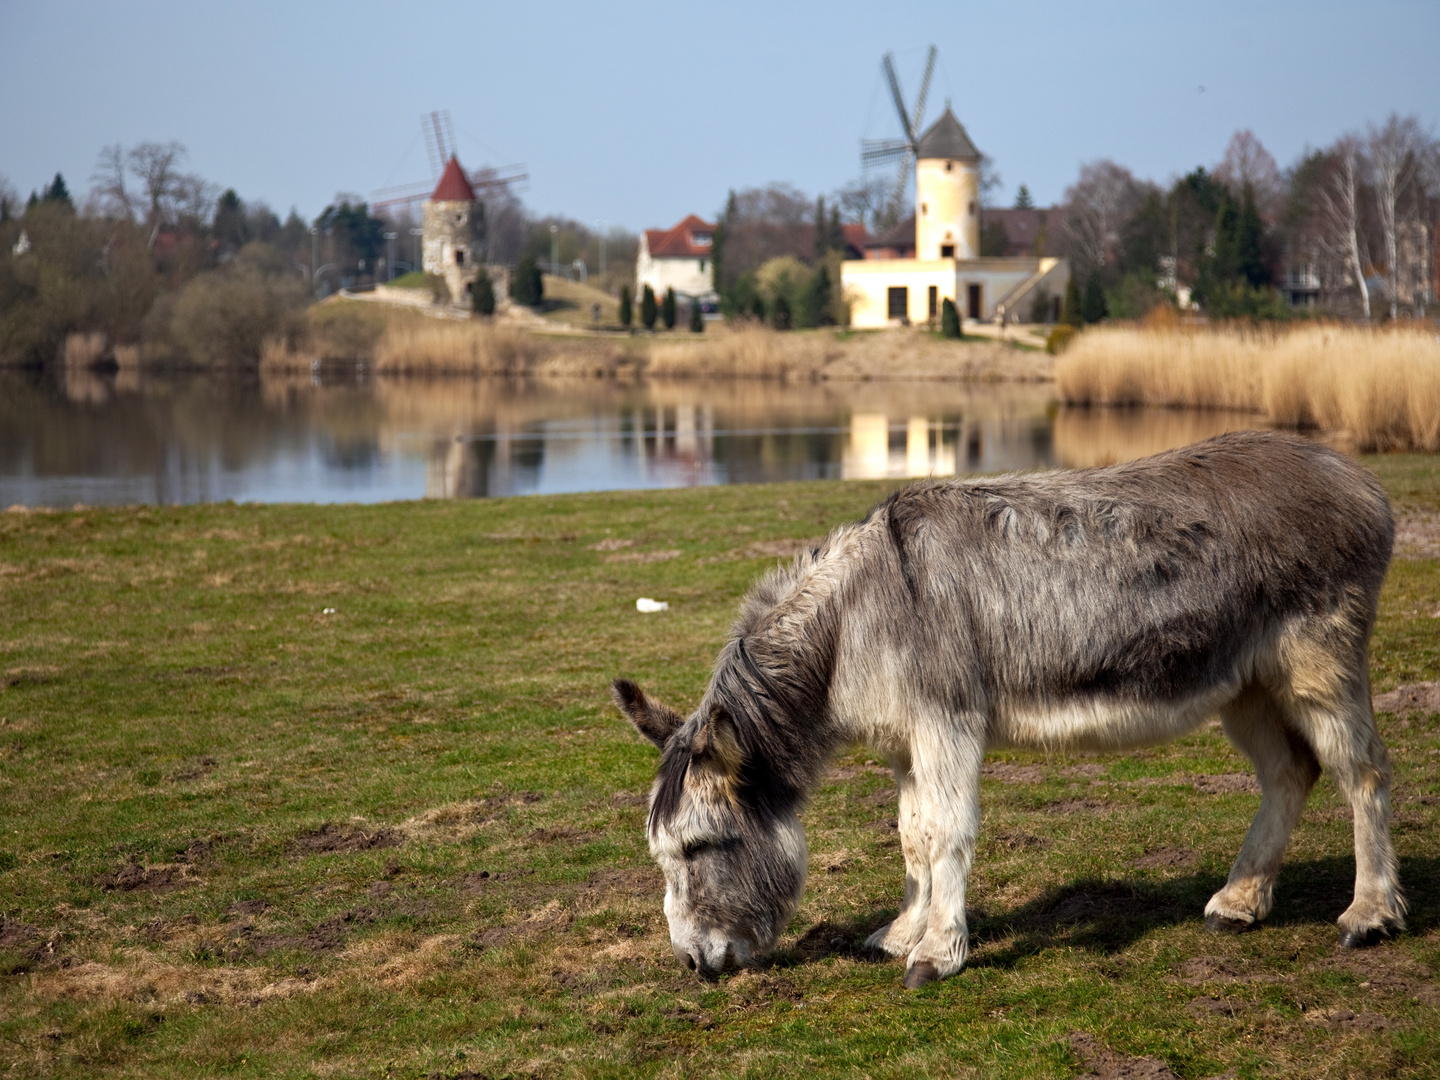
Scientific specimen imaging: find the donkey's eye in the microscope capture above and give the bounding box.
[682,840,711,859]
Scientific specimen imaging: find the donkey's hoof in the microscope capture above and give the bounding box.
[1204,913,1254,935]
[1339,925,1388,949]
[903,961,941,989]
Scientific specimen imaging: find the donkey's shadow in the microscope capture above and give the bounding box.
[779,854,1440,972]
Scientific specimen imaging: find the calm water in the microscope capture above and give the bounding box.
[0,368,1269,507]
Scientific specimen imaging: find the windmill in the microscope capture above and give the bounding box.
[370,110,528,217]
[860,46,938,226]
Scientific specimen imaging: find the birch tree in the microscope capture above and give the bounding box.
[1062,160,1140,275]
[1366,113,1427,318]
[1316,137,1371,319]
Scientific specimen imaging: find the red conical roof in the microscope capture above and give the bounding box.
[430,156,476,202]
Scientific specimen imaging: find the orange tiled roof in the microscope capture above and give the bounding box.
[645,214,716,258]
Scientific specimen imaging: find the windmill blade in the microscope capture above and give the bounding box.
[882,52,917,147]
[890,154,913,219]
[911,45,937,140]
[862,138,911,167]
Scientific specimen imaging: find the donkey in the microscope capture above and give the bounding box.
[612,431,1403,988]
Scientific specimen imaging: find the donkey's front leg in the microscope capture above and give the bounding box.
[864,749,931,958]
[903,726,984,988]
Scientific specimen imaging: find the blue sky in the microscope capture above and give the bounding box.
[3,1,1437,231]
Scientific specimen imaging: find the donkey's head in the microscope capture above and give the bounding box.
[611,677,807,979]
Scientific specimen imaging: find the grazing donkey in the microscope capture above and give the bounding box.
[612,431,1402,988]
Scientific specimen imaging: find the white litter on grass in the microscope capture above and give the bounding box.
[636,598,669,613]
[322,608,336,615]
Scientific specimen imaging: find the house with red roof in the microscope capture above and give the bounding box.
[636,215,717,306]
[422,155,482,304]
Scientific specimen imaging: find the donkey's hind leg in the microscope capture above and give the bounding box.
[864,749,931,958]
[1205,684,1320,931]
[1288,678,1405,946]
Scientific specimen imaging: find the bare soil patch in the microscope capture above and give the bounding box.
[1186,994,1246,1018]
[1068,1031,1180,1079]
[1044,797,1109,814]
[1189,773,1260,795]
[1060,763,1110,778]
[1303,1007,1389,1031]
[987,830,1051,851]
[288,823,402,855]
[249,907,378,955]
[1172,956,1279,986]
[1373,681,1440,717]
[609,790,647,807]
[983,763,1047,783]
[458,869,534,894]
[470,901,571,949]
[1132,846,1197,870]
[1394,508,1440,559]
[0,917,37,949]
[166,756,217,782]
[94,862,189,893]
[1309,950,1440,1006]
[1036,886,1165,927]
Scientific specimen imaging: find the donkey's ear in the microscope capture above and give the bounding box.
[611,679,684,749]
[689,706,743,777]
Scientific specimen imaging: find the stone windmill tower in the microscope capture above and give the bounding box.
[422,155,482,303]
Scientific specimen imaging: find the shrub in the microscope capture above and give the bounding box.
[1028,286,1052,324]
[799,264,834,328]
[471,270,496,316]
[1046,324,1078,355]
[662,287,676,329]
[641,285,657,330]
[771,294,791,331]
[619,285,632,327]
[169,264,307,366]
[1082,273,1108,324]
[689,297,704,333]
[1061,276,1083,327]
[941,297,962,339]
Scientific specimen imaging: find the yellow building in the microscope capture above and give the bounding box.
[842,108,1069,329]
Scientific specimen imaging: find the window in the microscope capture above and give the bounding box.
[940,244,954,258]
[921,202,928,215]
[691,233,712,247]
[945,161,952,172]
[928,285,938,319]
[887,286,908,319]
[456,250,465,266]
[968,202,976,216]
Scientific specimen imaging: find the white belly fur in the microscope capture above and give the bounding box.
[987,681,1239,753]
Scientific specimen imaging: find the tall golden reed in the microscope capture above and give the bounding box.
[1055,324,1440,451]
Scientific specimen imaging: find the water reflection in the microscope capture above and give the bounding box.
[0,367,1270,507]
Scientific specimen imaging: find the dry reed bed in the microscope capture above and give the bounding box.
[1055,325,1440,451]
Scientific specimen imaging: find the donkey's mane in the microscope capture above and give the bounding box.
[649,534,853,833]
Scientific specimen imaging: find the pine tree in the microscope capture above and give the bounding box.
[1013,184,1034,210]
[771,294,791,331]
[941,297,961,338]
[472,269,496,316]
[1082,272,1108,324]
[712,190,735,299]
[43,173,72,208]
[1061,276,1084,327]
[689,298,704,333]
[641,284,657,329]
[750,293,766,322]
[510,256,544,307]
[800,265,833,327]
[1235,187,1268,288]
[662,286,676,329]
[619,285,632,327]
[814,196,830,259]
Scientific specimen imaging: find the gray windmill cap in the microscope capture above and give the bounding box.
[916,107,981,162]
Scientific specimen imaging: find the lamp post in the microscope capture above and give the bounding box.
[596,221,606,276]
[549,224,558,279]
[384,232,397,282]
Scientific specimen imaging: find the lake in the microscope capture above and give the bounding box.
[0,367,1269,507]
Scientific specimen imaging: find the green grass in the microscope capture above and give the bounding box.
[1,461,1439,1078]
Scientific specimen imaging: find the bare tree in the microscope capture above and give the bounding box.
[128,141,189,232]
[1062,160,1140,274]
[834,174,894,235]
[1216,130,1283,217]
[1316,137,1372,319]
[89,144,136,221]
[1367,113,1429,318]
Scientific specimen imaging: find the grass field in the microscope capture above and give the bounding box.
[2,459,1440,1078]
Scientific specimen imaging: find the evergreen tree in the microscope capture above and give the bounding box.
[662,286,676,329]
[618,285,632,327]
[43,173,72,208]
[689,297,704,333]
[1235,187,1268,288]
[641,284,657,329]
[799,265,833,327]
[1013,184,1035,210]
[941,297,961,338]
[1061,276,1084,327]
[1082,272,1108,324]
[712,190,735,297]
[749,292,766,322]
[471,269,496,316]
[510,255,544,306]
[214,189,247,252]
[814,196,829,258]
[771,294,791,331]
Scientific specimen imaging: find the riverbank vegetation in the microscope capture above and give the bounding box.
[1056,324,1440,451]
[2,463,1440,1077]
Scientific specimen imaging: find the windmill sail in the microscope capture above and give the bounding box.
[862,46,939,223]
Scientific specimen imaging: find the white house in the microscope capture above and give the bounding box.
[636,214,717,303]
[842,108,1069,327]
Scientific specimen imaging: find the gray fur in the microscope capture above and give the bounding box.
[613,431,1402,985]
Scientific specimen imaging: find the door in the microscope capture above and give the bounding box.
[967,283,982,320]
[887,286,909,321]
